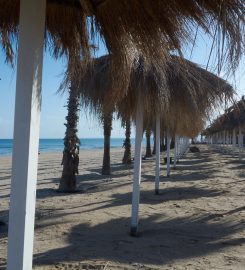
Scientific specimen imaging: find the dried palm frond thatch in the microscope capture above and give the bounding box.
[78,54,234,137]
[0,0,92,64]
[203,97,245,135]
[162,56,234,137]
[0,0,244,92]
[87,0,245,93]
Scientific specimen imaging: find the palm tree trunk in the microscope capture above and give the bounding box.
[102,112,112,175]
[122,119,132,164]
[171,137,175,149]
[145,128,152,157]
[160,137,164,152]
[59,84,80,192]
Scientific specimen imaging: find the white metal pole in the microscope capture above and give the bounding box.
[239,126,242,161]
[182,138,185,156]
[155,113,160,195]
[182,137,185,155]
[220,132,222,144]
[240,127,243,155]
[184,138,187,152]
[177,136,180,163]
[7,1,46,270]
[166,134,171,177]
[232,129,236,153]
[173,135,178,169]
[179,137,182,158]
[186,138,189,151]
[131,94,144,236]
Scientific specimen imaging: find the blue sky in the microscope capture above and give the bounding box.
[0,31,244,139]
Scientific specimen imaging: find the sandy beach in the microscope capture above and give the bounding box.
[0,145,245,269]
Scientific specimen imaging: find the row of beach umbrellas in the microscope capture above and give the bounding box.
[73,53,235,236]
[0,1,244,269]
[203,97,245,160]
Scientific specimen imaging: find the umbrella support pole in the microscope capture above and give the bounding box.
[166,134,171,177]
[223,130,226,153]
[239,126,243,161]
[130,94,143,236]
[232,129,236,154]
[177,137,180,163]
[173,135,178,169]
[155,114,160,194]
[178,137,182,159]
[7,1,46,270]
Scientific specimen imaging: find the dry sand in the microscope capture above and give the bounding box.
[0,145,245,269]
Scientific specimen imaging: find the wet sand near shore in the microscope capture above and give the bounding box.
[0,145,245,269]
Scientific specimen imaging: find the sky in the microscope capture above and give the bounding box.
[0,31,244,139]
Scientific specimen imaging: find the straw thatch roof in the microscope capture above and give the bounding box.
[78,54,234,137]
[162,56,234,137]
[1,0,244,92]
[87,0,244,97]
[203,97,245,135]
[0,0,92,64]
[88,0,245,69]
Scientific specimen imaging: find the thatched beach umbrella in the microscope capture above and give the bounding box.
[157,56,234,178]
[119,55,233,189]
[78,54,234,236]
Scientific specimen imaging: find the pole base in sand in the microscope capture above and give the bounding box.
[173,166,176,170]
[130,226,138,237]
[155,189,160,195]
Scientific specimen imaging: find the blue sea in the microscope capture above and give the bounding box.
[0,138,140,156]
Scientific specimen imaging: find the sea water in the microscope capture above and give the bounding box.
[0,138,143,156]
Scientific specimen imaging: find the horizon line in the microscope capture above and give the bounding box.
[0,137,131,140]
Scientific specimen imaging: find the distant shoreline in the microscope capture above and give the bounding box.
[0,137,126,140]
[0,138,143,156]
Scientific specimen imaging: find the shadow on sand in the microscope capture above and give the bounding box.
[29,185,225,222]
[33,211,245,268]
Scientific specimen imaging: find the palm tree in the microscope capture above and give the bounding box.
[102,111,113,175]
[160,137,165,152]
[122,118,132,164]
[58,54,87,192]
[59,82,80,192]
[145,128,152,157]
